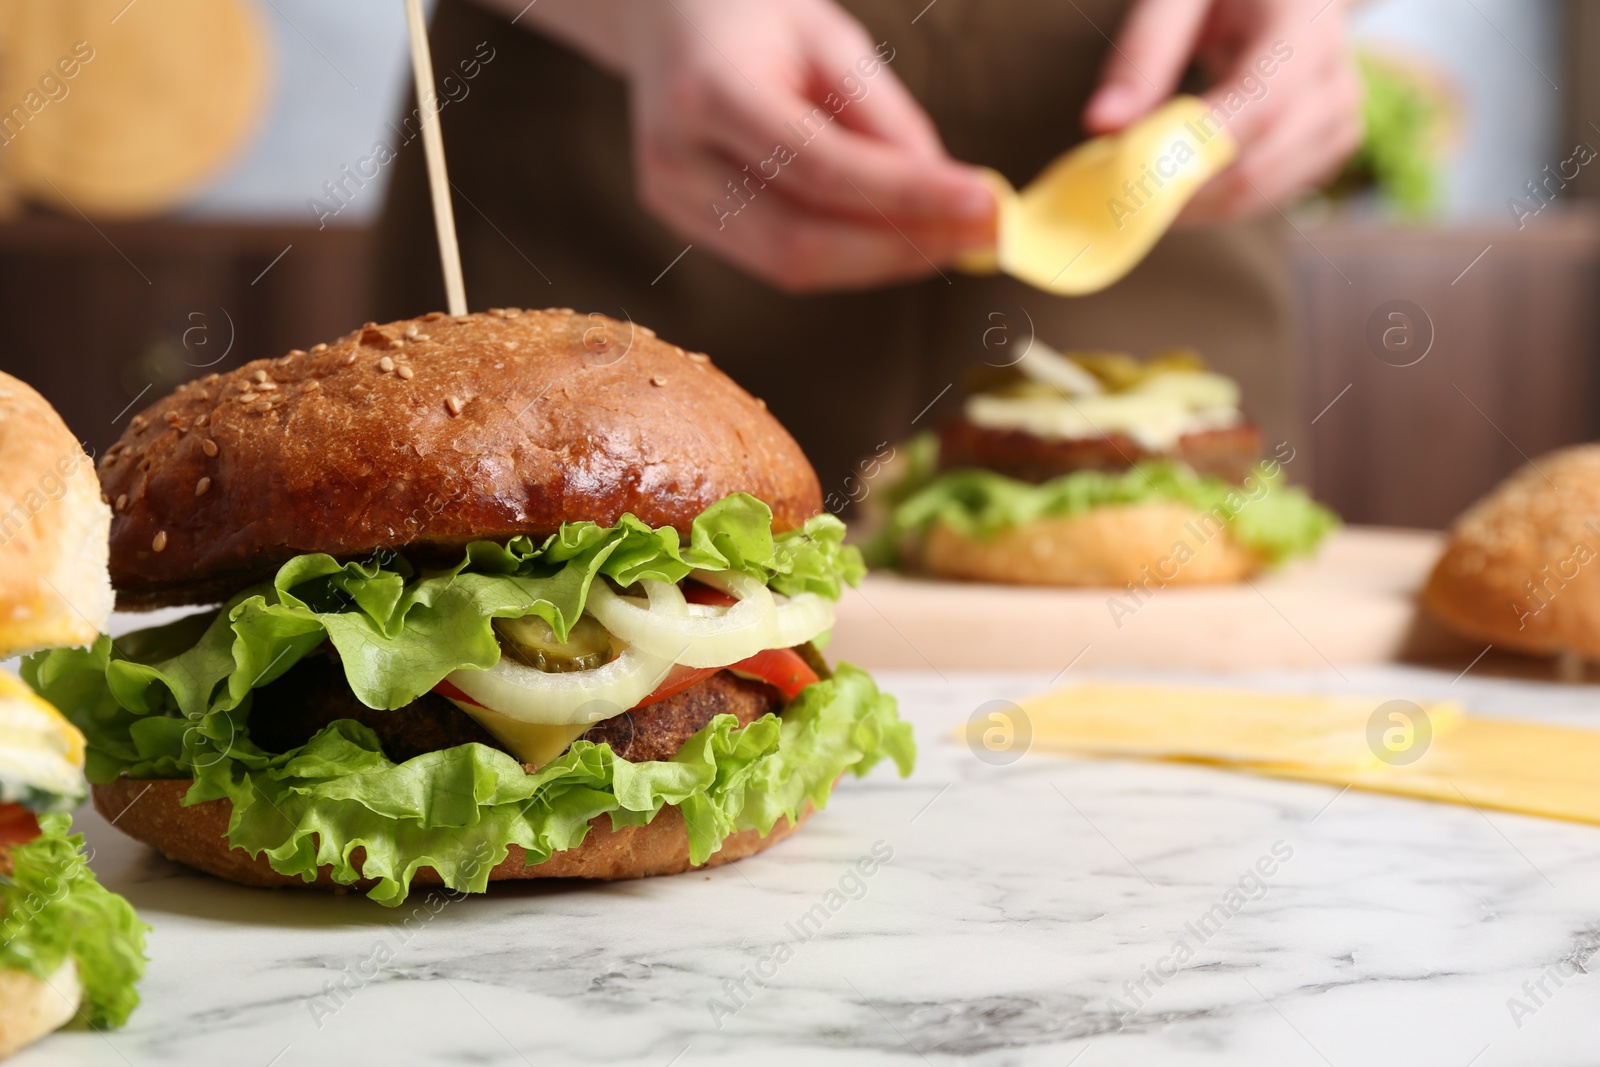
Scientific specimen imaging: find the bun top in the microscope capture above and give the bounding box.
[0,372,113,656]
[102,310,823,608]
[1423,444,1600,658]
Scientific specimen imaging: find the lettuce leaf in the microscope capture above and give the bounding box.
[31,649,911,906]
[869,459,1338,567]
[22,497,912,906]
[0,814,149,1028]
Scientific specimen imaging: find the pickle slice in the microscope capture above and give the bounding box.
[495,614,616,673]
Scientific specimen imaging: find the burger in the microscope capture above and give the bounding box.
[26,310,915,907]
[1423,444,1600,669]
[868,342,1337,586]
[0,372,145,1056]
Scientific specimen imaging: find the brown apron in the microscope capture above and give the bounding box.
[374,0,1295,493]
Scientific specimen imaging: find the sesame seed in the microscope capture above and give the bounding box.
[152,531,168,552]
[312,343,328,353]
[239,391,258,403]
[453,315,470,324]
[397,365,414,380]
[194,413,208,427]
[403,324,420,339]
[638,326,656,338]
[344,352,358,365]
[114,494,127,511]
[502,341,516,349]
[257,381,278,391]
[289,349,306,358]
[650,376,668,387]
[253,370,269,383]
[201,438,218,457]
[489,307,506,318]
[195,477,211,496]
[165,411,181,425]
[254,401,272,413]
[688,352,709,364]
[388,338,404,350]
[755,397,767,409]
[445,396,463,416]
[505,308,521,319]
[415,332,430,341]
[379,356,395,372]
[131,415,146,430]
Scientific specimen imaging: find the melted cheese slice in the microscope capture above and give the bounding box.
[965,370,1241,451]
[0,672,87,809]
[445,697,593,768]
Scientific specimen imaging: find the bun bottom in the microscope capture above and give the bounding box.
[917,502,1261,587]
[93,779,810,893]
[0,960,80,1058]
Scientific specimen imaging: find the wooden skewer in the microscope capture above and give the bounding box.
[403,0,468,316]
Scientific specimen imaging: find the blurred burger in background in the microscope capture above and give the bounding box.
[867,342,1337,587]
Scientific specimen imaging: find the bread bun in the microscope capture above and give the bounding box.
[93,778,809,890]
[0,372,112,658]
[916,501,1261,586]
[100,310,822,609]
[0,961,80,1058]
[1422,445,1600,658]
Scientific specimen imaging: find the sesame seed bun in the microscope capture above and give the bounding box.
[92,778,810,889]
[0,372,113,658]
[913,502,1262,586]
[1422,445,1600,659]
[100,310,822,609]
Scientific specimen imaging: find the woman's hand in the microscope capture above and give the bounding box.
[511,0,996,292]
[1083,0,1363,222]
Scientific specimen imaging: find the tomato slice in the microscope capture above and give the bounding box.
[632,664,719,710]
[0,803,41,846]
[681,581,737,608]
[726,647,820,700]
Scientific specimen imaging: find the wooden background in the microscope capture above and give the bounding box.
[2,205,1598,530]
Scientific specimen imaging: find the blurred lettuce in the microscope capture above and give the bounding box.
[868,459,1337,568]
[0,815,148,1027]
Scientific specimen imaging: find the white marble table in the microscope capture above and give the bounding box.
[14,664,1600,1067]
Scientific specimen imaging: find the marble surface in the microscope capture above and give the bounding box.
[14,663,1600,1067]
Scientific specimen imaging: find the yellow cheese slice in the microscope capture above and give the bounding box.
[1262,718,1600,825]
[1019,682,1461,774]
[959,96,1237,296]
[445,697,593,769]
[1014,680,1600,826]
[0,671,86,809]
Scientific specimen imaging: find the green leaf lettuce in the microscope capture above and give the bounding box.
[1,814,149,1028]
[23,496,915,907]
[868,456,1337,568]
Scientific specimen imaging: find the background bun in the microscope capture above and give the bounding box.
[0,372,112,657]
[916,502,1261,586]
[1423,445,1600,658]
[93,778,809,888]
[101,310,822,608]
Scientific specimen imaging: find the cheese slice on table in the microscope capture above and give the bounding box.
[959,96,1238,296]
[1013,680,1600,827]
[1019,682,1460,775]
[1264,718,1600,825]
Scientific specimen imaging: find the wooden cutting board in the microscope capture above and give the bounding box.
[829,526,1469,672]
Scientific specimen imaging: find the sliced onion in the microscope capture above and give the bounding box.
[587,572,776,668]
[444,641,674,725]
[694,570,834,650]
[589,570,833,670]
[449,571,835,726]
